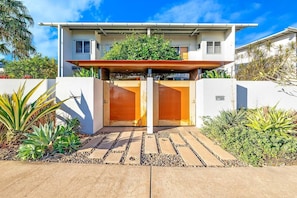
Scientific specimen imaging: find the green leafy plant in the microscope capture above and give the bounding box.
[17,121,81,160]
[201,70,231,78]
[246,106,297,136]
[0,80,67,142]
[74,67,98,77]
[202,109,297,166]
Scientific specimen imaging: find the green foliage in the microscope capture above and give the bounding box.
[17,121,81,160]
[103,34,181,60]
[0,0,35,58]
[246,106,297,136]
[74,67,97,77]
[4,54,57,78]
[17,122,56,160]
[201,70,231,78]
[201,109,297,166]
[0,80,67,142]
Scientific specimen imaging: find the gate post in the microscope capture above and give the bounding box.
[147,76,154,134]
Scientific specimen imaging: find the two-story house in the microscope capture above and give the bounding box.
[234,26,297,75]
[39,22,256,131]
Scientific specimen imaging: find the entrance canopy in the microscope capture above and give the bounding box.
[67,60,231,73]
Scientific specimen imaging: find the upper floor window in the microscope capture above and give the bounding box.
[207,41,221,54]
[76,41,90,53]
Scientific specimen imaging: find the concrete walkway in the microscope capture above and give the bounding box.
[78,127,237,167]
[1,161,297,197]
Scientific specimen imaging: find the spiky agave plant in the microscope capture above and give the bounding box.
[0,80,68,141]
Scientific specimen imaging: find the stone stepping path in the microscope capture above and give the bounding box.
[77,135,104,153]
[176,146,203,166]
[88,133,119,159]
[125,131,143,165]
[178,127,224,167]
[144,134,158,154]
[159,138,176,155]
[80,127,237,167]
[170,133,186,145]
[190,129,237,161]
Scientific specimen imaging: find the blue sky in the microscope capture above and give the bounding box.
[18,0,297,59]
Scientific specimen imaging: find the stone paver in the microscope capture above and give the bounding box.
[77,135,104,153]
[112,131,131,152]
[192,130,237,161]
[158,138,176,155]
[170,133,186,145]
[124,131,143,165]
[88,133,119,159]
[176,146,203,166]
[144,134,158,154]
[104,152,123,164]
[179,128,224,167]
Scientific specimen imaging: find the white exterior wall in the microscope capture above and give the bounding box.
[0,79,55,102]
[196,79,236,127]
[56,77,103,134]
[62,28,73,77]
[201,32,225,61]
[72,30,95,60]
[237,81,297,110]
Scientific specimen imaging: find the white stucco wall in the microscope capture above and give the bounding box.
[237,81,297,110]
[196,79,236,127]
[56,77,103,134]
[0,79,55,102]
[93,79,104,132]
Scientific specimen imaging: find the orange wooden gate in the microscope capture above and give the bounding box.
[154,81,195,126]
[104,81,145,126]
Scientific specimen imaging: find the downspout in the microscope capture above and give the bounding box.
[57,24,63,77]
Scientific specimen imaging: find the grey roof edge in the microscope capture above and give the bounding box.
[236,26,297,51]
[39,22,258,29]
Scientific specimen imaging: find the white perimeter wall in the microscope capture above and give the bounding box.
[196,79,236,127]
[55,77,103,134]
[237,81,297,110]
[0,79,55,103]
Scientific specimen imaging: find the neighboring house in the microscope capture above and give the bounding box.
[39,22,257,132]
[232,27,297,75]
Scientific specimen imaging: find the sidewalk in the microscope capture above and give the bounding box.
[0,161,297,197]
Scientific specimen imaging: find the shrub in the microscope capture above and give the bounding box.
[202,109,297,166]
[246,106,297,136]
[0,80,67,143]
[17,121,81,160]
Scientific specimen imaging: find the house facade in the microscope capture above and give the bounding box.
[39,22,257,77]
[38,22,257,133]
[234,27,297,74]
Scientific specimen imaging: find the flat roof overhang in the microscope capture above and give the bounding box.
[40,22,258,36]
[67,60,232,73]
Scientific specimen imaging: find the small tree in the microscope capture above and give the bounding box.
[4,53,57,78]
[103,34,181,60]
[236,41,297,81]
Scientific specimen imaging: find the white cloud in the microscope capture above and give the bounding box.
[148,0,226,23]
[22,0,103,58]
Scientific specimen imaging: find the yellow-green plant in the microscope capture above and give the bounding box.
[246,106,297,136]
[0,80,67,141]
